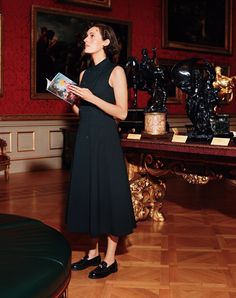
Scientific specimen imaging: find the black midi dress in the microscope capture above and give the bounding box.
[66,58,136,237]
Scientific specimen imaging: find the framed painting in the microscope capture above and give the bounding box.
[162,0,232,55]
[56,0,111,9]
[31,5,131,99]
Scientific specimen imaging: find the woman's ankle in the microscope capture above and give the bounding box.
[88,250,99,259]
[103,256,115,266]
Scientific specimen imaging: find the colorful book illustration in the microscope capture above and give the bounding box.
[46,72,78,105]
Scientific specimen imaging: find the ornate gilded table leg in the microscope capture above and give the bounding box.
[125,153,166,222]
[125,151,224,222]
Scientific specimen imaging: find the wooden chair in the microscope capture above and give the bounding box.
[0,138,10,181]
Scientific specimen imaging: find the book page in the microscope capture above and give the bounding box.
[46,72,78,105]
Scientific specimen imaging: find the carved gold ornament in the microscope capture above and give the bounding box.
[213,66,236,103]
[130,176,165,222]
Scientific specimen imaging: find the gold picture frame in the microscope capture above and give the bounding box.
[56,0,111,9]
[162,0,232,55]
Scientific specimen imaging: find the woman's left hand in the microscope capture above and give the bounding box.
[68,85,94,103]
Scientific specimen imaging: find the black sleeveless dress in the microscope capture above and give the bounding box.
[66,58,136,237]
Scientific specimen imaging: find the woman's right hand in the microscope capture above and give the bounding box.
[68,85,95,104]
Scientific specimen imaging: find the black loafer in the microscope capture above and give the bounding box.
[71,255,101,271]
[88,260,118,279]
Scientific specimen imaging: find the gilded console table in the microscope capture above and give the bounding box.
[121,134,236,222]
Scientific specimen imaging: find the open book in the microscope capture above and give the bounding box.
[46,72,78,105]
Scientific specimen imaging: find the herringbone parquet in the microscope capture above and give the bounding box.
[0,170,236,298]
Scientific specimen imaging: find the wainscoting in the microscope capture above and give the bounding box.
[0,114,78,174]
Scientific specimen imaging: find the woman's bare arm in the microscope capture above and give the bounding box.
[68,66,128,120]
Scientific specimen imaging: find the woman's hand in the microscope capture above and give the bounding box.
[67,65,128,121]
[68,85,94,103]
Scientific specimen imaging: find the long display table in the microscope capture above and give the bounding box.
[121,134,236,221]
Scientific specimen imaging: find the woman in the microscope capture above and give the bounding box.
[66,23,136,279]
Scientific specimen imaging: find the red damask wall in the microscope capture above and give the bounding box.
[0,0,235,115]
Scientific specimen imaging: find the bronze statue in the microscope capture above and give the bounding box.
[171,58,233,140]
[125,48,167,113]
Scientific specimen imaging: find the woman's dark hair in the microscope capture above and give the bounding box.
[80,23,121,70]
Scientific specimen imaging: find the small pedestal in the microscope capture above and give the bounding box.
[210,114,233,138]
[144,112,166,135]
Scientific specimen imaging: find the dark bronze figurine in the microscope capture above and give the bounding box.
[171,58,232,140]
[125,48,167,113]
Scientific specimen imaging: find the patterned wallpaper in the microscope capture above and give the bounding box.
[0,0,235,115]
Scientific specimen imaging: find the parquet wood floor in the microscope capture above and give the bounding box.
[1,170,236,298]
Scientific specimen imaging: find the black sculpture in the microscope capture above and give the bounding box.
[125,48,167,113]
[171,58,232,140]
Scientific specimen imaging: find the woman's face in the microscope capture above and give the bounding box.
[83,26,108,55]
